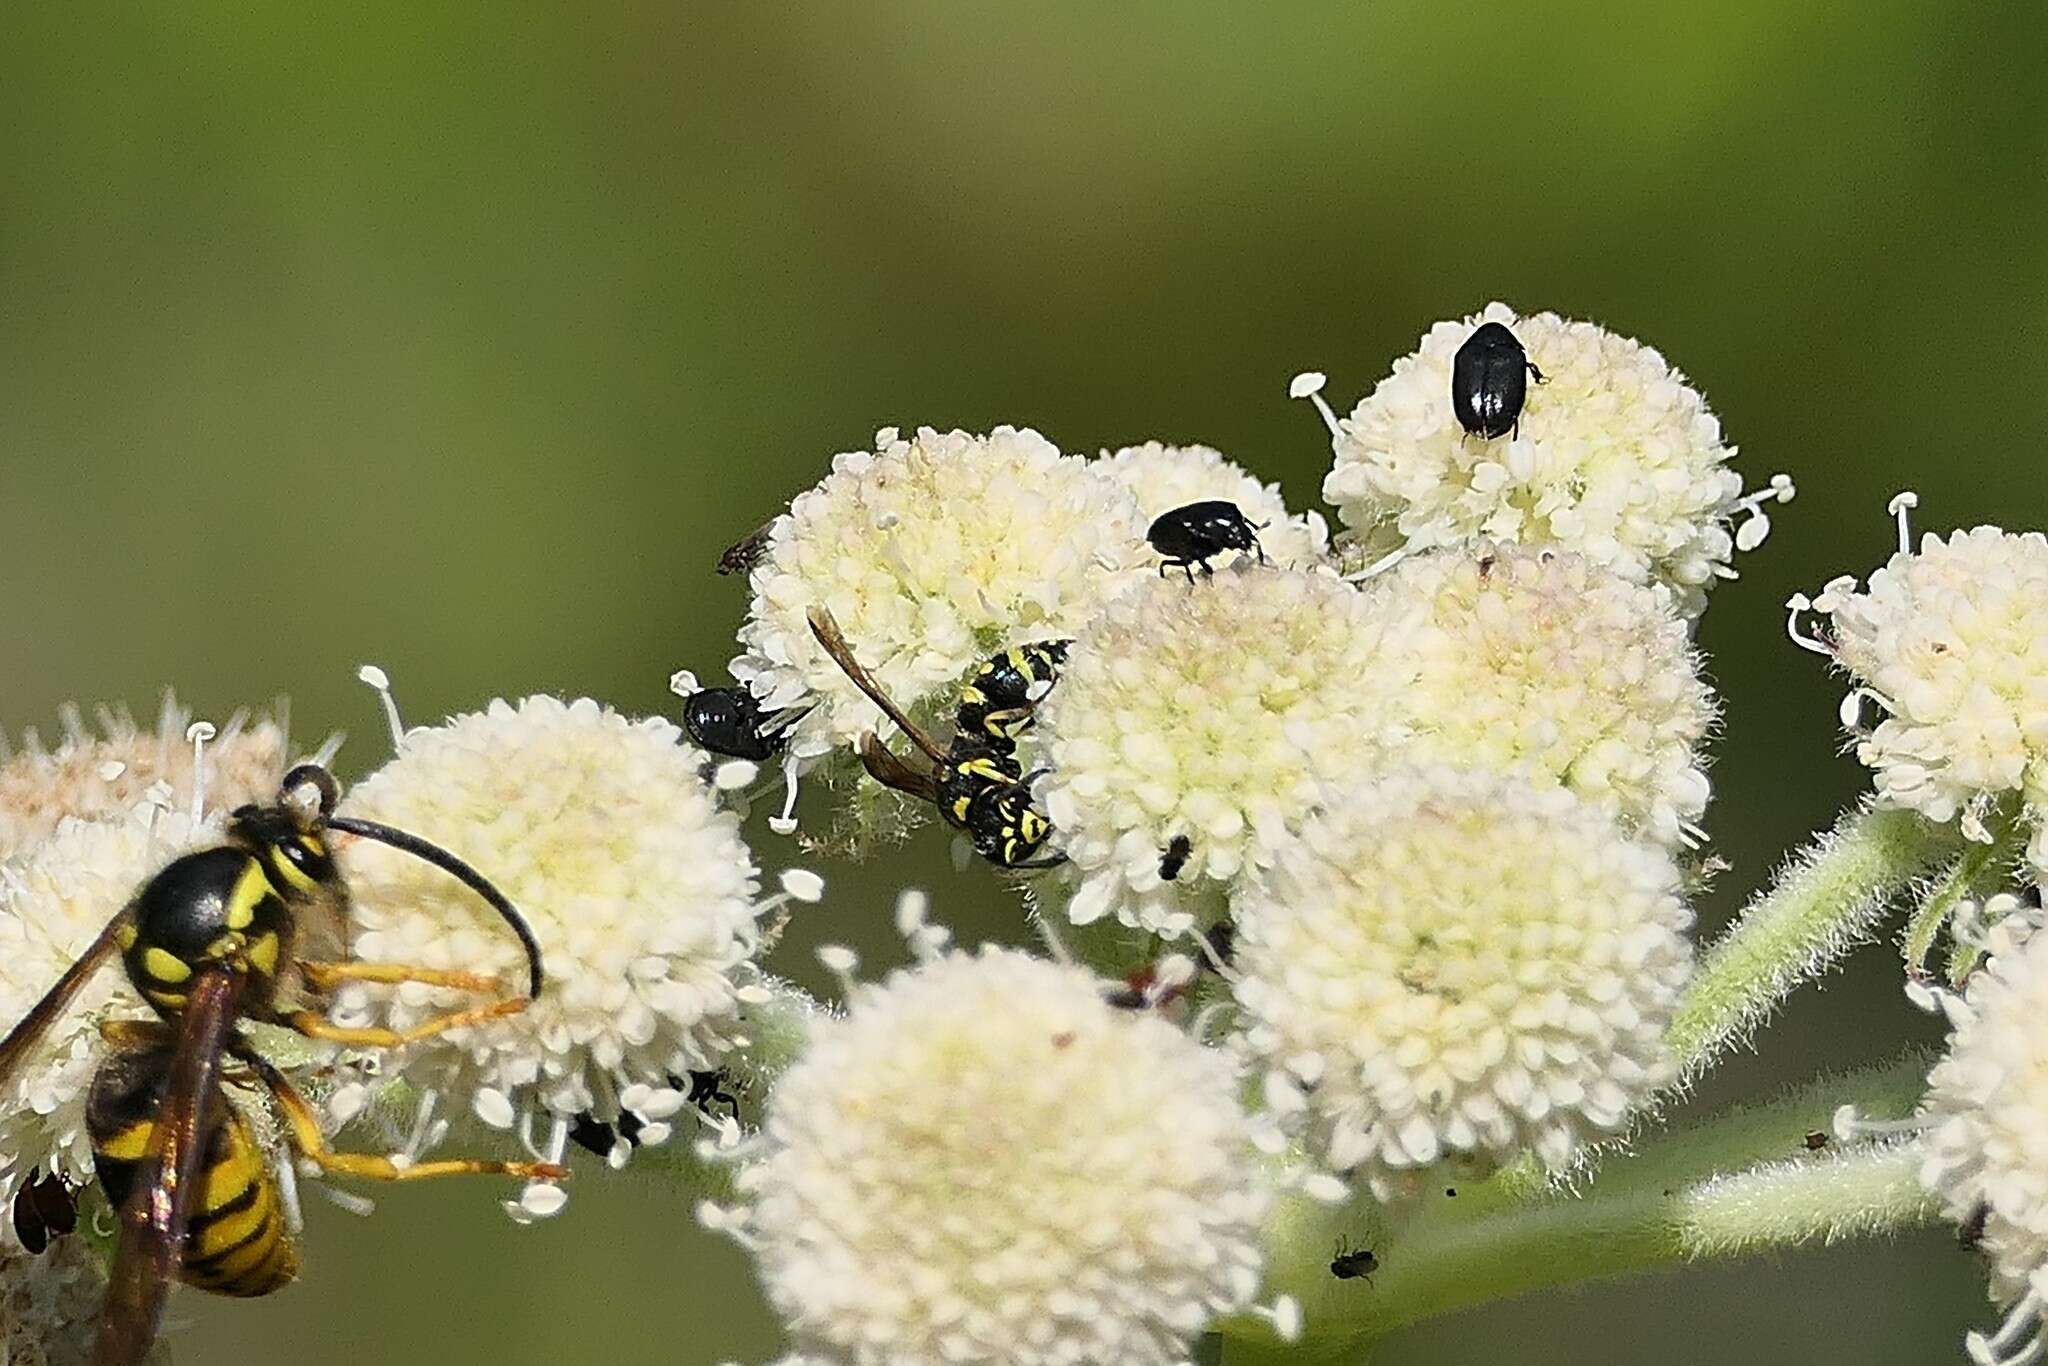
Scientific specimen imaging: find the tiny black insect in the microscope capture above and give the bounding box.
[568,1069,744,1158]
[1157,835,1192,882]
[1450,321,1544,440]
[686,1067,743,1125]
[717,521,776,576]
[1330,1236,1378,1281]
[1147,500,1266,582]
[683,686,799,762]
[1802,1129,1830,1152]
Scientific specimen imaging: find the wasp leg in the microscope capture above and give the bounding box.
[98,1019,175,1047]
[298,960,506,995]
[276,995,527,1050]
[239,1049,567,1184]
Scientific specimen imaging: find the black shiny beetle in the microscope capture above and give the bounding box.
[1147,500,1266,582]
[1450,321,1544,440]
[682,686,800,762]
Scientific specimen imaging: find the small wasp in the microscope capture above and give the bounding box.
[1450,321,1544,440]
[681,685,806,763]
[1330,1236,1378,1281]
[1147,500,1266,582]
[954,640,1070,751]
[807,608,1064,870]
[0,763,563,1365]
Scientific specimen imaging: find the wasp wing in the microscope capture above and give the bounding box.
[857,734,940,803]
[95,967,243,1366]
[0,907,131,1094]
[807,607,951,763]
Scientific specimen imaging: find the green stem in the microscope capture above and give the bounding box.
[1666,804,1952,1075]
[1222,1052,1935,1354]
[1900,844,1997,976]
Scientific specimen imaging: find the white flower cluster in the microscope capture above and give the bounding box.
[1098,441,1328,569]
[337,695,806,1172]
[1358,544,1715,847]
[1,1233,118,1366]
[1310,301,1788,613]
[731,426,1150,760]
[0,695,293,856]
[1233,767,1692,1198]
[1796,508,2048,866]
[713,942,1282,1366]
[0,805,216,1215]
[1033,564,1392,933]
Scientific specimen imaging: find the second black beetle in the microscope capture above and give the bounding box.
[1147,500,1266,581]
[1450,321,1544,440]
[682,686,801,762]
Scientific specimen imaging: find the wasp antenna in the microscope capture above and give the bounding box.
[325,816,545,999]
[805,607,950,763]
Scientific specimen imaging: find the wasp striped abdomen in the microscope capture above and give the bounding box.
[88,1044,299,1296]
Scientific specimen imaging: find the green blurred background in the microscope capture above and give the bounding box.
[2,2,2041,1361]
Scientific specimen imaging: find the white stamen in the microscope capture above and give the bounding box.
[313,1183,377,1217]
[1887,490,1920,556]
[518,1181,569,1219]
[401,1089,440,1161]
[1253,1295,1304,1343]
[712,759,758,791]
[328,1081,369,1127]
[356,662,408,752]
[275,1152,305,1234]
[668,668,699,699]
[1289,371,1342,440]
[1342,545,1410,583]
[184,721,215,822]
[472,1088,516,1130]
[817,944,860,997]
[778,868,825,903]
[769,752,801,835]
[1783,594,1834,656]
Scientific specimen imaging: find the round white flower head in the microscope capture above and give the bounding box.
[0,805,216,1213]
[720,945,1274,1366]
[1233,767,1693,1198]
[1796,511,2048,858]
[337,695,790,1160]
[1314,302,1790,614]
[1358,545,1715,847]
[1033,564,1391,934]
[1919,916,2048,1333]
[730,426,1150,758]
[0,695,295,857]
[1,1233,124,1366]
[1098,441,1329,569]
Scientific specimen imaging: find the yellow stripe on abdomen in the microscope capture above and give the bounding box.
[181,1114,295,1298]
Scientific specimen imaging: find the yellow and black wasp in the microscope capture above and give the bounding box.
[0,762,563,1365]
[952,639,1070,751]
[807,608,1065,869]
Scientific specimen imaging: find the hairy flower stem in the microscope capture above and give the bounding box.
[1219,1053,1934,1362]
[1901,840,2002,978]
[1666,803,1954,1075]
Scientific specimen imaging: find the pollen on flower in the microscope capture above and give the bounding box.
[0,804,217,1213]
[1800,512,2048,854]
[1357,545,1716,847]
[728,426,1150,760]
[1233,767,1694,1198]
[336,695,799,1171]
[1919,913,2048,1333]
[1315,301,1789,614]
[0,695,299,856]
[714,945,1275,1366]
[1031,563,1392,934]
[1098,441,1329,568]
